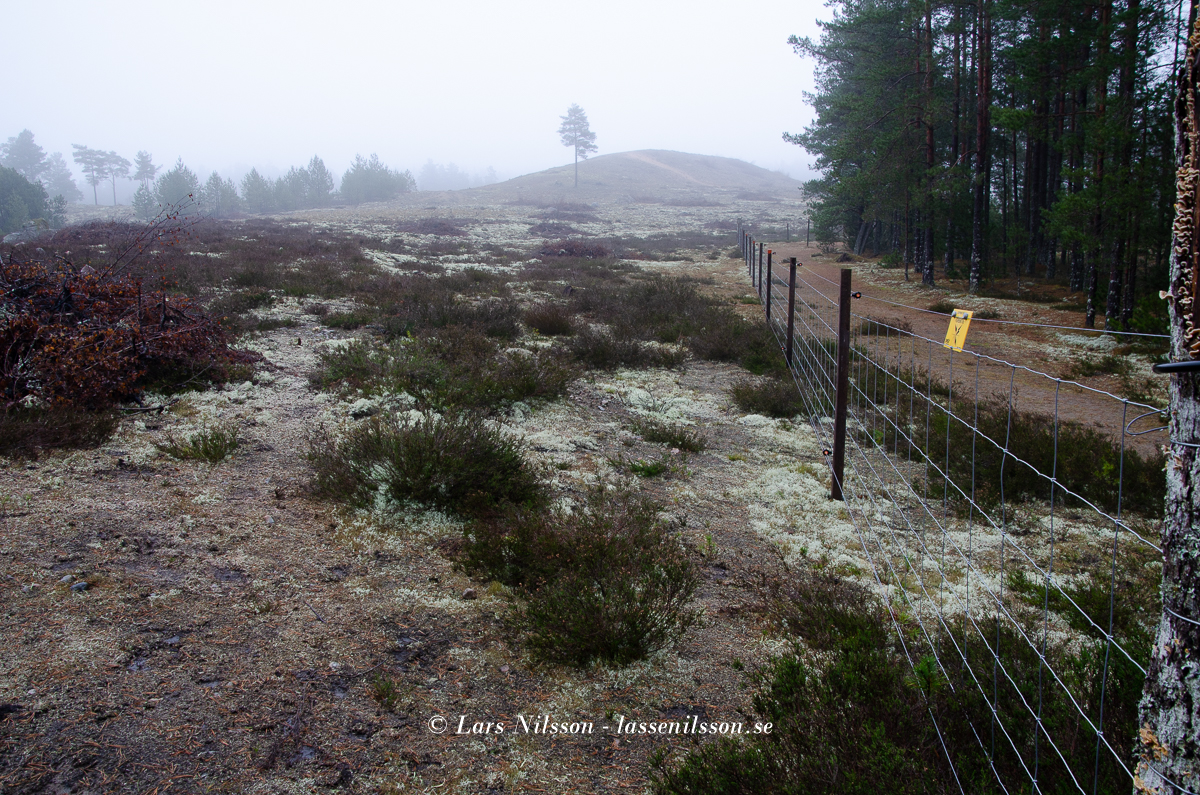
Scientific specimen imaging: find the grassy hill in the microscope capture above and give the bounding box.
[468,149,803,204]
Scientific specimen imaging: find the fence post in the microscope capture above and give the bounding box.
[831,267,851,501]
[786,257,797,367]
[766,250,773,321]
[758,243,764,297]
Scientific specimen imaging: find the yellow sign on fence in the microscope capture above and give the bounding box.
[943,309,973,352]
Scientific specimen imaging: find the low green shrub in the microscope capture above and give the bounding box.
[729,377,804,417]
[897,391,1165,516]
[369,673,402,712]
[686,310,789,377]
[156,420,240,462]
[320,309,376,330]
[1065,353,1130,379]
[656,560,1153,794]
[306,410,543,517]
[207,288,275,321]
[309,331,576,412]
[467,487,699,667]
[629,416,706,452]
[654,567,950,794]
[565,326,686,370]
[524,302,574,336]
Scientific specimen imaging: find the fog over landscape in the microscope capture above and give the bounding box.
[4,0,822,199]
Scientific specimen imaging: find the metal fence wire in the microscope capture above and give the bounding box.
[737,231,1188,794]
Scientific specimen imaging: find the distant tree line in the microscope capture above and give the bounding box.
[790,0,1182,330]
[141,152,416,219]
[1,129,420,231]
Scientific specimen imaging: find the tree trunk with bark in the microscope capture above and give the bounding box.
[970,0,991,292]
[1135,10,1200,792]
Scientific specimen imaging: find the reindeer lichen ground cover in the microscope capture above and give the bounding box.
[0,195,1161,793]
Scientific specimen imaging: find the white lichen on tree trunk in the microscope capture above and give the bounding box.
[1135,10,1200,794]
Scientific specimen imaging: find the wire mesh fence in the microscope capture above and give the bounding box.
[738,230,1182,794]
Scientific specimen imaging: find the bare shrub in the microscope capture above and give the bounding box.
[1,251,256,410]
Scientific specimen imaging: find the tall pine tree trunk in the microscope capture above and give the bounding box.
[946,16,962,277]
[922,1,937,287]
[1107,0,1141,329]
[1136,9,1200,790]
[1088,0,1113,328]
[970,0,991,292]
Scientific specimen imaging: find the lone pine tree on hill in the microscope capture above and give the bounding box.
[558,104,597,188]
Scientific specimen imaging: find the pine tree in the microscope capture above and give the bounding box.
[558,104,598,188]
[1,130,47,182]
[306,155,334,207]
[154,158,199,207]
[70,145,106,205]
[41,153,82,202]
[200,172,241,218]
[102,151,131,206]
[240,168,275,214]
[132,151,160,189]
[132,183,156,220]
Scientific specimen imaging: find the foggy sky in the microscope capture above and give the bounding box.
[5,0,824,196]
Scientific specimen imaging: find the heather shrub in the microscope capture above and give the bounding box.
[654,560,1154,794]
[309,331,575,412]
[307,410,543,517]
[523,302,574,336]
[629,415,706,452]
[565,326,685,370]
[730,377,804,417]
[156,420,240,463]
[466,487,699,666]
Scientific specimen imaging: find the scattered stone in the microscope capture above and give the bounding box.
[59,575,74,584]
[462,588,477,600]
[70,581,88,592]
[500,665,510,674]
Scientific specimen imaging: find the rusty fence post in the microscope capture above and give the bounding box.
[786,257,797,367]
[831,267,852,502]
[766,249,773,321]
